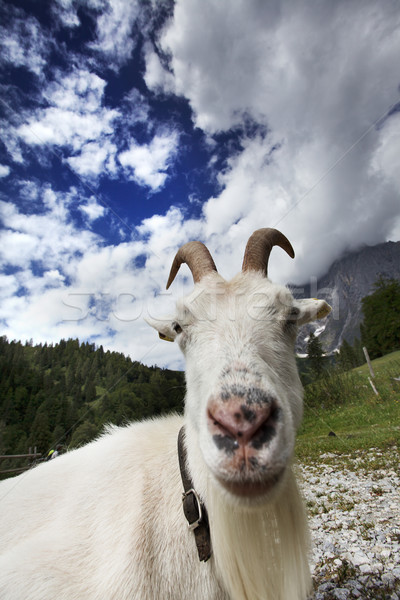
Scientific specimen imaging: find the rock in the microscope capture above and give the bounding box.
[332,589,349,599]
[359,563,372,574]
[351,553,368,566]
[334,558,342,567]
[317,582,335,592]
[301,448,400,599]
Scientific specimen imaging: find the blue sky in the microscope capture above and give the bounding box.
[1,0,400,368]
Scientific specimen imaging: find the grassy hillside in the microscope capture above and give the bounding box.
[354,349,400,376]
[296,351,400,465]
[0,337,185,478]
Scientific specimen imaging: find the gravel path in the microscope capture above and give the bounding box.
[299,448,400,600]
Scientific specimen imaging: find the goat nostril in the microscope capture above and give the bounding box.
[208,399,279,449]
[208,411,235,439]
[250,421,276,450]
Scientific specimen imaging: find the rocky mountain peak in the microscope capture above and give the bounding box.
[293,241,400,354]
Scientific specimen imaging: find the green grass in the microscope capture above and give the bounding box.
[295,351,400,465]
[354,349,400,376]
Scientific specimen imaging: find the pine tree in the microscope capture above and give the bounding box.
[70,421,98,448]
[337,339,357,371]
[361,277,400,359]
[28,411,52,455]
[307,331,325,379]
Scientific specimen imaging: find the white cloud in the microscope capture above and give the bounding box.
[0,206,182,366]
[16,70,118,152]
[371,113,400,188]
[119,132,179,190]
[0,165,10,178]
[0,189,100,272]
[143,43,175,93]
[67,140,117,177]
[87,0,174,70]
[43,69,107,113]
[43,269,66,286]
[122,88,150,123]
[52,0,81,28]
[0,8,49,76]
[12,65,179,190]
[159,0,400,135]
[11,68,122,183]
[150,0,400,284]
[89,0,141,67]
[0,184,190,367]
[79,197,106,223]
[0,274,19,300]
[0,230,38,268]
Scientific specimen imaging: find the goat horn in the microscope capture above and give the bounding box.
[242,228,295,277]
[166,241,218,289]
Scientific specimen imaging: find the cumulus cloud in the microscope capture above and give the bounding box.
[371,113,400,189]
[16,70,118,152]
[43,69,107,113]
[0,274,19,300]
[158,0,400,134]
[143,42,175,93]
[148,0,400,284]
[0,5,49,76]
[0,164,10,178]
[78,197,106,222]
[119,132,179,190]
[89,0,141,67]
[121,88,150,124]
[52,0,81,28]
[0,182,184,366]
[10,61,180,189]
[0,188,100,273]
[52,0,172,70]
[0,230,38,268]
[67,141,118,178]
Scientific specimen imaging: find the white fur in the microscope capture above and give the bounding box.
[0,269,330,600]
[208,468,311,600]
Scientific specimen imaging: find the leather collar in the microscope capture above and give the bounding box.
[177,426,212,562]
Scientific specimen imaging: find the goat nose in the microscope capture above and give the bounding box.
[208,396,279,448]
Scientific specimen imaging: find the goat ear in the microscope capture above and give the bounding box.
[294,298,332,326]
[144,316,177,342]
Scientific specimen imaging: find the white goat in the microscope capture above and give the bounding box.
[0,228,331,600]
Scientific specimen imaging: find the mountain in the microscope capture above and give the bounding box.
[293,241,400,355]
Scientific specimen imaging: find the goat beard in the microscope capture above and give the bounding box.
[207,466,312,600]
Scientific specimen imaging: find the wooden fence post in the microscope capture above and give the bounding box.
[363,347,381,397]
[363,346,375,378]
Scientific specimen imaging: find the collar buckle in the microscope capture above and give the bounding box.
[182,488,203,531]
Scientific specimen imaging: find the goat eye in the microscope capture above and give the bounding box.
[172,322,183,334]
